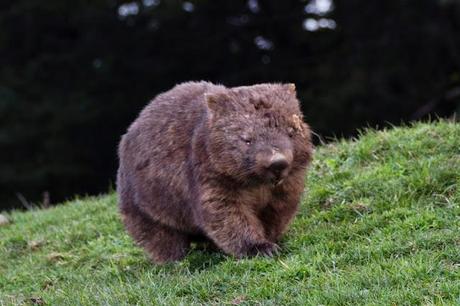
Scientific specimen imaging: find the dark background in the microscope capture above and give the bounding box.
[1,0,459,210]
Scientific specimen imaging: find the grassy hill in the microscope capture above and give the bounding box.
[1,121,459,305]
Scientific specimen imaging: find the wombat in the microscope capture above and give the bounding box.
[117,81,313,263]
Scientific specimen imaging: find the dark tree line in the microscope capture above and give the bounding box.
[1,0,459,210]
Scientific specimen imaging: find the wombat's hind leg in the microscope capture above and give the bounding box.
[120,205,190,264]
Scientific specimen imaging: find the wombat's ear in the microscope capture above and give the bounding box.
[205,92,232,117]
[284,83,296,95]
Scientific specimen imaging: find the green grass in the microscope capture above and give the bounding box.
[1,121,459,305]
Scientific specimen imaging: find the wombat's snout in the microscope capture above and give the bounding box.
[268,153,289,176]
[266,152,291,183]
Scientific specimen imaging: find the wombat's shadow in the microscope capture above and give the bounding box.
[183,242,226,272]
[179,240,291,273]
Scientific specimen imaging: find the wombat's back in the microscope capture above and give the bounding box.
[123,81,215,166]
[117,81,224,229]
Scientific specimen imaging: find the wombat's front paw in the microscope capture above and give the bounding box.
[248,241,280,257]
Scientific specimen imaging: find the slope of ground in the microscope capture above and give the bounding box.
[1,121,459,305]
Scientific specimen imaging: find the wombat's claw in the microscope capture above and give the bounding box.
[250,242,280,257]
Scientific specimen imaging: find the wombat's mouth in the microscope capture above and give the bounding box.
[272,177,285,186]
[249,167,290,187]
[267,171,289,187]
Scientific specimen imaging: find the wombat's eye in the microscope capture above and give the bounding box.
[241,136,252,145]
[288,128,294,138]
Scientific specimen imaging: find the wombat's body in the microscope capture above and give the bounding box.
[117,81,313,263]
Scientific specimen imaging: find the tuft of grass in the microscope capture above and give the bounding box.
[1,121,459,305]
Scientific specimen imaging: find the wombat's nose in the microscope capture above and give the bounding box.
[268,153,289,177]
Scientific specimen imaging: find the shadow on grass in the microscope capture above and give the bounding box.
[183,243,227,272]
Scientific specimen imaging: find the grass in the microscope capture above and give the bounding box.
[1,121,459,305]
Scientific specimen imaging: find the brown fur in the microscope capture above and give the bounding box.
[117,81,313,263]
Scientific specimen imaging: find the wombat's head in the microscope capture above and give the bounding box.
[205,83,312,186]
